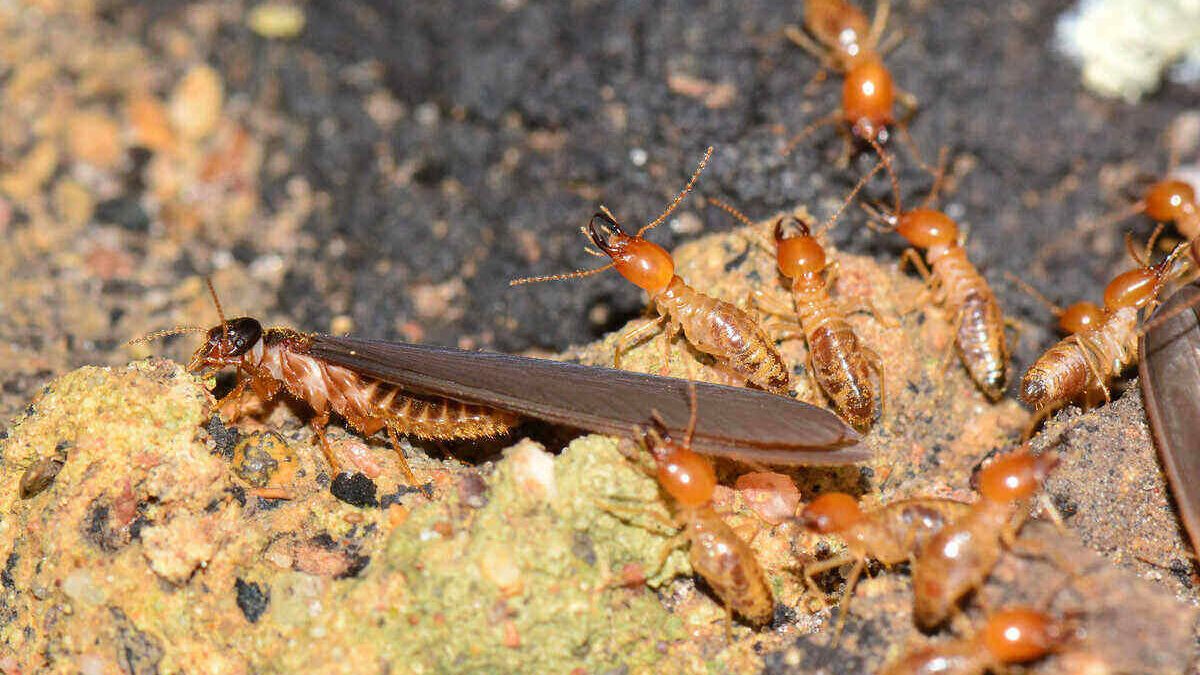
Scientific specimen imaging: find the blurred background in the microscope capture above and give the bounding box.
[2,0,1198,421]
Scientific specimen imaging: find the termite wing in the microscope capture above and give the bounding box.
[307,335,866,464]
[1139,281,1200,554]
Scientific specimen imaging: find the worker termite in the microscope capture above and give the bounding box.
[798,492,970,636]
[910,448,1059,629]
[879,606,1077,675]
[135,283,864,498]
[610,384,775,630]
[707,162,887,430]
[510,147,792,395]
[1103,176,1199,262]
[781,0,919,163]
[1020,232,1195,417]
[864,150,1011,400]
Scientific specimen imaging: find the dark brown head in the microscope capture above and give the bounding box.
[186,317,263,373]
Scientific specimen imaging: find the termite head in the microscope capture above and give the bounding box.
[981,608,1075,664]
[1058,301,1103,334]
[804,0,870,62]
[1103,237,1192,311]
[977,450,1058,503]
[842,56,895,144]
[587,211,676,295]
[641,424,716,508]
[800,492,864,534]
[187,317,263,372]
[774,217,827,279]
[895,208,959,249]
[1143,179,1196,223]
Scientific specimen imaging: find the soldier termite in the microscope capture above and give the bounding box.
[879,606,1077,675]
[864,150,1011,400]
[781,0,922,165]
[707,162,887,430]
[1020,232,1195,419]
[798,492,970,637]
[1140,281,1200,556]
[610,385,774,631]
[509,147,792,395]
[910,448,1060,630]
[135,283,866,497]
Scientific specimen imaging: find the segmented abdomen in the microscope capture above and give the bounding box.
[656,276,790,394]
[931,247,1008,400]
[794,291,877,428]
[1020,306,1139,410]
[684,506,774,625]
[261,340,518,439]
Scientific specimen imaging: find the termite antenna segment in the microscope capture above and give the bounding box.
[127,326,208,346]
[817,159,885,236]
[508,263,616,286]
[639,146,714,236]
[868,137,903,218]
[705,196,757,229]
[921,146,950,208]
[205,276,230,345]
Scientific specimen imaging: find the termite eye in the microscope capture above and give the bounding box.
[1144,180,1196,222]
[223,317,263,356]
[1103,269,1157,310]
[981,609,1057,663]
[801,492,863,533]
[896,209,959,248]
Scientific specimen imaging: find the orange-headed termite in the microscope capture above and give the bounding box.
[1103,176,1199,262]
[621,384,775,629]
[1020,232,1195,415]
[510,148,792,395]
[864,150,1011,400]
[707,163,887,429]
[910,448,1059,629]
[880,606,1076,675]
[782,0,922,163]
[799,492,970,636]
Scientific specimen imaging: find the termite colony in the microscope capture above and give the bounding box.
[106,0,1198,668]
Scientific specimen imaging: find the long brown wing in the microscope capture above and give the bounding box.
[1139,282,1200,554]
[309,335,866,465]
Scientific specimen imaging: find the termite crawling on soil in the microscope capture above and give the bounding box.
[707,163,887,430]
[910,448,1060,629]
[132,280,519,494]
[1005,273,1104,337]
[798,492,970,637]
[510,147,792,395]
[879,606,1077,675]
[781,0,921,164]
[864,149,1011,401]
[1020,231,1196,418]
[612,385,775,630]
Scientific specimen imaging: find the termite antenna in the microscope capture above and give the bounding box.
[638,146,714,236]
[780,113,841,157]
[706,196,757,228]
[921,145,950,209]
[509,264,615,286]
[866,136,903,219]
[205,277,230,344]
[1004,272,1064,315]
[815,159,885,236]
[127,326,208,346]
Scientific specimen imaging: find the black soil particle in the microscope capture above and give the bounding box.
[330,472,378,507]
[234,578,270,624]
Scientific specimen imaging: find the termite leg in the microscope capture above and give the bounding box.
[1038,493,1067,533]
[1068,335,1112,403]
[309,411,340,474]
[867,0,891,46]
[749,289,795,319]
[898,248,936,289]
[783,25,837,68]
[802,552,857,612]
[831,557,865,642]
[614,315,667,370]
[865,347,887,419]
[723,602,735,643]
[781,112,842,157]
[385,425,425,495]
[215,376,250,421]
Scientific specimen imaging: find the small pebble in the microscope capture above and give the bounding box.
[170,64,224,140]
[248,3,306,39]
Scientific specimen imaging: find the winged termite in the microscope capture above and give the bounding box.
[134,282,865,496]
